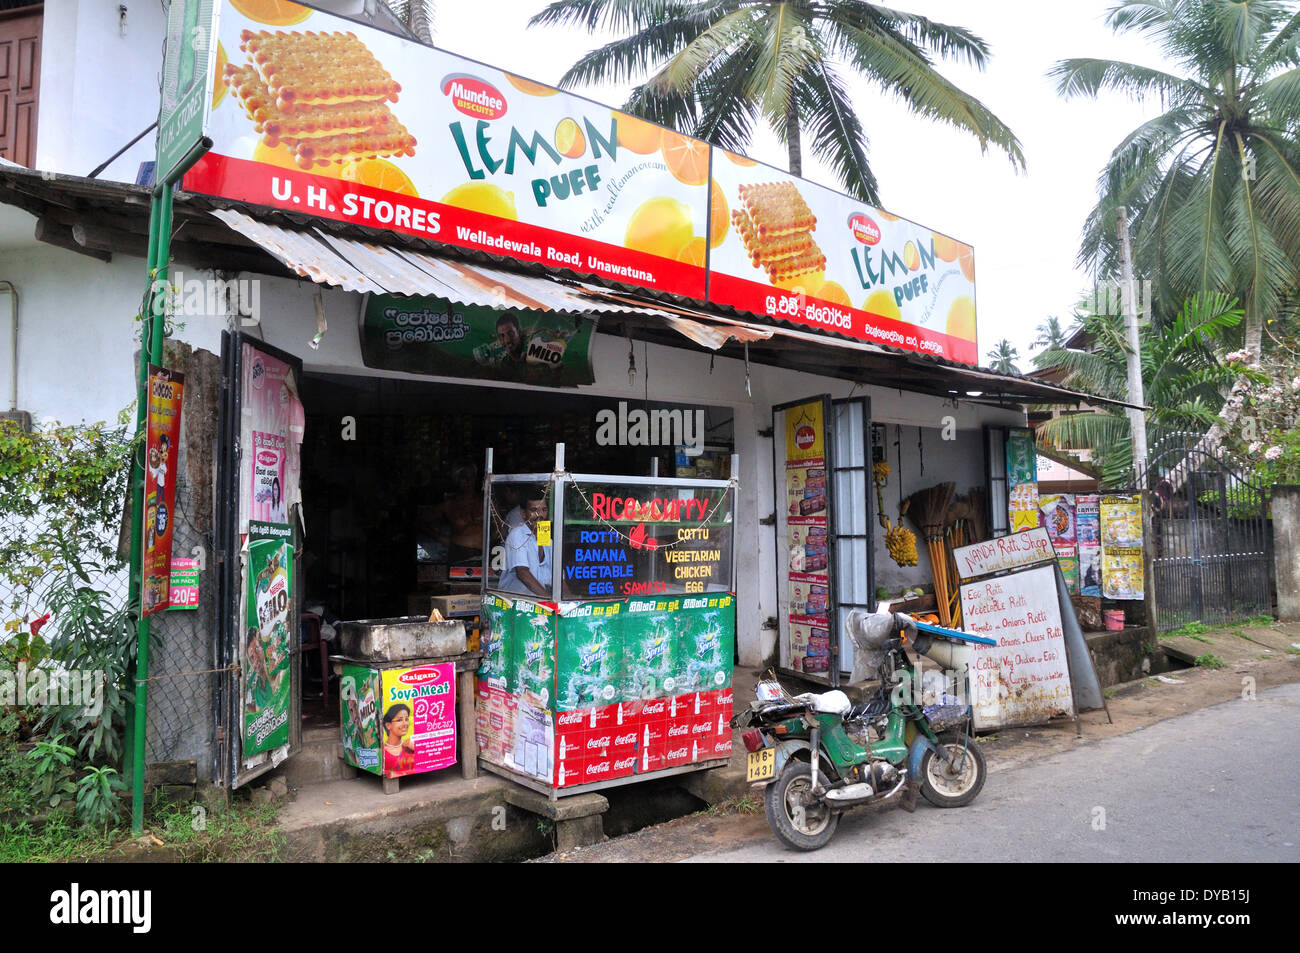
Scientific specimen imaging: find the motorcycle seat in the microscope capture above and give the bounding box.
[794,690,851,716]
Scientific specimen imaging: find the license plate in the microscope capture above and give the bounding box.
[747,748,775,782]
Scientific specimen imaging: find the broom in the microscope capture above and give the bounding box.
[906,482,956,625]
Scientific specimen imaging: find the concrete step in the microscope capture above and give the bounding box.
[271,726,346,789]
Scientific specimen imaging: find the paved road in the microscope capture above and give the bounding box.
[687,683,1300,862]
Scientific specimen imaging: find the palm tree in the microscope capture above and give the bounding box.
[987,339,1020,374]
[1031,316,1070,355]
[1051,0,1300,359]
[1035,293,1252,486]
[528,0,1024,204]
[382,0,434,43]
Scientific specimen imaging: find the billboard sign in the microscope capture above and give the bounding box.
[184,0,709,298]
[707,155,977,363]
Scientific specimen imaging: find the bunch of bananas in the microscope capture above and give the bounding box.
[873,461,891,529]
[885,522,918,566]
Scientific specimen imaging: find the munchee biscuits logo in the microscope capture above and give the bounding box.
[442,73,508,120]
[848,212,881,246]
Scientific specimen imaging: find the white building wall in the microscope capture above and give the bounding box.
[0,235,1023,666]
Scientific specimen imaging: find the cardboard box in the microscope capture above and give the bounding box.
[431,593,483,617]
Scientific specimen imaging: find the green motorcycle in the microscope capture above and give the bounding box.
[732,612,994,851]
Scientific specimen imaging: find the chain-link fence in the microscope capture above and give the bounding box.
[1,419,219,778]
[143,468,217,769]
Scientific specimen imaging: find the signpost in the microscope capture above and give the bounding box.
[129,0,218,833]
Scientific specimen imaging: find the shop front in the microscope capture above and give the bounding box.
[0,0,1134,792]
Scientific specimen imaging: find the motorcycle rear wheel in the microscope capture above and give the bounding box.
[919,731,986,808]
[764,759,839,851]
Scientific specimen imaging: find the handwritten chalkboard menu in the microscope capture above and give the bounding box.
[954,528,1074,730]
[560,481,734,599]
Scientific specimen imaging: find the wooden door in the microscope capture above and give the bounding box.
[0,6,41,167]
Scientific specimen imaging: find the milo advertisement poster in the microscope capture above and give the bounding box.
[186,0,709,298]
[243,521,293,757]
[340,664,382,773]
[360,296,594,386]
[709,156,977,364]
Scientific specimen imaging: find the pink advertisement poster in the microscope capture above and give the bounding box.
[240,345,305,532]
[380,663,458,777]
[251,431,288,523]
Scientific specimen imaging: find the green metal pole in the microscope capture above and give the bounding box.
[123,195,164,789]
[129,184,173,834]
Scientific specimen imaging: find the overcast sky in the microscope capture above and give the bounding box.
[435,0,1174,370]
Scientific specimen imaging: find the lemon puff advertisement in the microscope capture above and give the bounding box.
[184,0,710,299]
[707,156,979,364]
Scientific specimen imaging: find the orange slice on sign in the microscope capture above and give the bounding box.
[228,0,312,26]
[661,132,710,186]
[708,180,729,247]
[341,158,418,197]
[555,118,586,159]
[212,42,229,109]
[506,73,559,96]
[958,245,975,282]
[722,149,758,167]
[932,233,961,263]
[676,237,707,267]
[615,113,663,155]
[817,282,851,307]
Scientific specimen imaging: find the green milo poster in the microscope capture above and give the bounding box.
[244,522,293,756]
[361,297,595,387]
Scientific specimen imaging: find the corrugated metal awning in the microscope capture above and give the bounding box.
[205,207,1138,408]
[209,207,777,350]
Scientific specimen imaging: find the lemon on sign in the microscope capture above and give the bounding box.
[946,296,977,341]
[441,182,518,220]
[863,288,901,322]
[625,196,694,259]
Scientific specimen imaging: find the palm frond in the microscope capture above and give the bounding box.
[1049,57,1203,102]
[793,63,879,204]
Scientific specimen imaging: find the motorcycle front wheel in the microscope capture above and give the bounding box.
[919,731,986,808]
[764,759,839,851]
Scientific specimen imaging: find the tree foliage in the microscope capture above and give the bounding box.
[1035,293,1256,485]
[530,0,1024,203]
[1053,0,1300,353]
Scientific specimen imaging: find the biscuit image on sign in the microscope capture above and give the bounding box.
[737,182,816,240]
[731,180,825,285]
[239,30,401,111]
[223,27,415,172]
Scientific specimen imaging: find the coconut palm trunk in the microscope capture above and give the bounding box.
[785,102,802,178]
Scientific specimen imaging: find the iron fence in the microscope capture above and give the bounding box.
[1130,433,1274,631]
